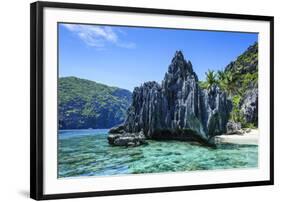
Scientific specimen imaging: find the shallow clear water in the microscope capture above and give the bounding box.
[58,129,258,178]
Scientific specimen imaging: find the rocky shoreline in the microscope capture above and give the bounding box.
[108,125,214,147]
[108,125,147,147]
[108,124,258,147]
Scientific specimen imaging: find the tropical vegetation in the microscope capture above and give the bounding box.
[59,77,132,129]
[199,42,258,128]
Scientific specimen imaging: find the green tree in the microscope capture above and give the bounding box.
[200,69,218,90]
[217,70,225,81]
[229,95,243,123]
[219,71,239,96]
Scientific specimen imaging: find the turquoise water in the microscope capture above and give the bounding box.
[58,129,258,178]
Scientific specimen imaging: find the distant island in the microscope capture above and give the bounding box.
[108,42,258,147]
[58,77,132,129]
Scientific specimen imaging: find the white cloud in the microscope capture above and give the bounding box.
[62,24,136,49]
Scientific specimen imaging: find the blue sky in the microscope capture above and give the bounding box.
[59,23,258,91]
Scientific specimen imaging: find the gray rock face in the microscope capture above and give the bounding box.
[108,125,147,146]
[123,81,165,138]
[201,85,232,137]
[240,87,258,126]
[226,121,243,134]
[108,51,232,146]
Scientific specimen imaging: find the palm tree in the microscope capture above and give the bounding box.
[220,71,238,96]
[217,70,226,91]
[204,69,217,90]
[217,70,225,81]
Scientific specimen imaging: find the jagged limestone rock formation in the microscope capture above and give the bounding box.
[240,87,258,125]
[226,121,243,135]
[200,85,232,137]
[108,51,232,146]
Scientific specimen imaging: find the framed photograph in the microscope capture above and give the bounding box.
[30,1,274,200]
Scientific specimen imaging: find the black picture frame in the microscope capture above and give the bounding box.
[30,1,274,200]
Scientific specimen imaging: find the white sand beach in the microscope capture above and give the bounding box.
[214,129,259,145]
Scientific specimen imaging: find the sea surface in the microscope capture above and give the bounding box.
[58,129,258,178]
